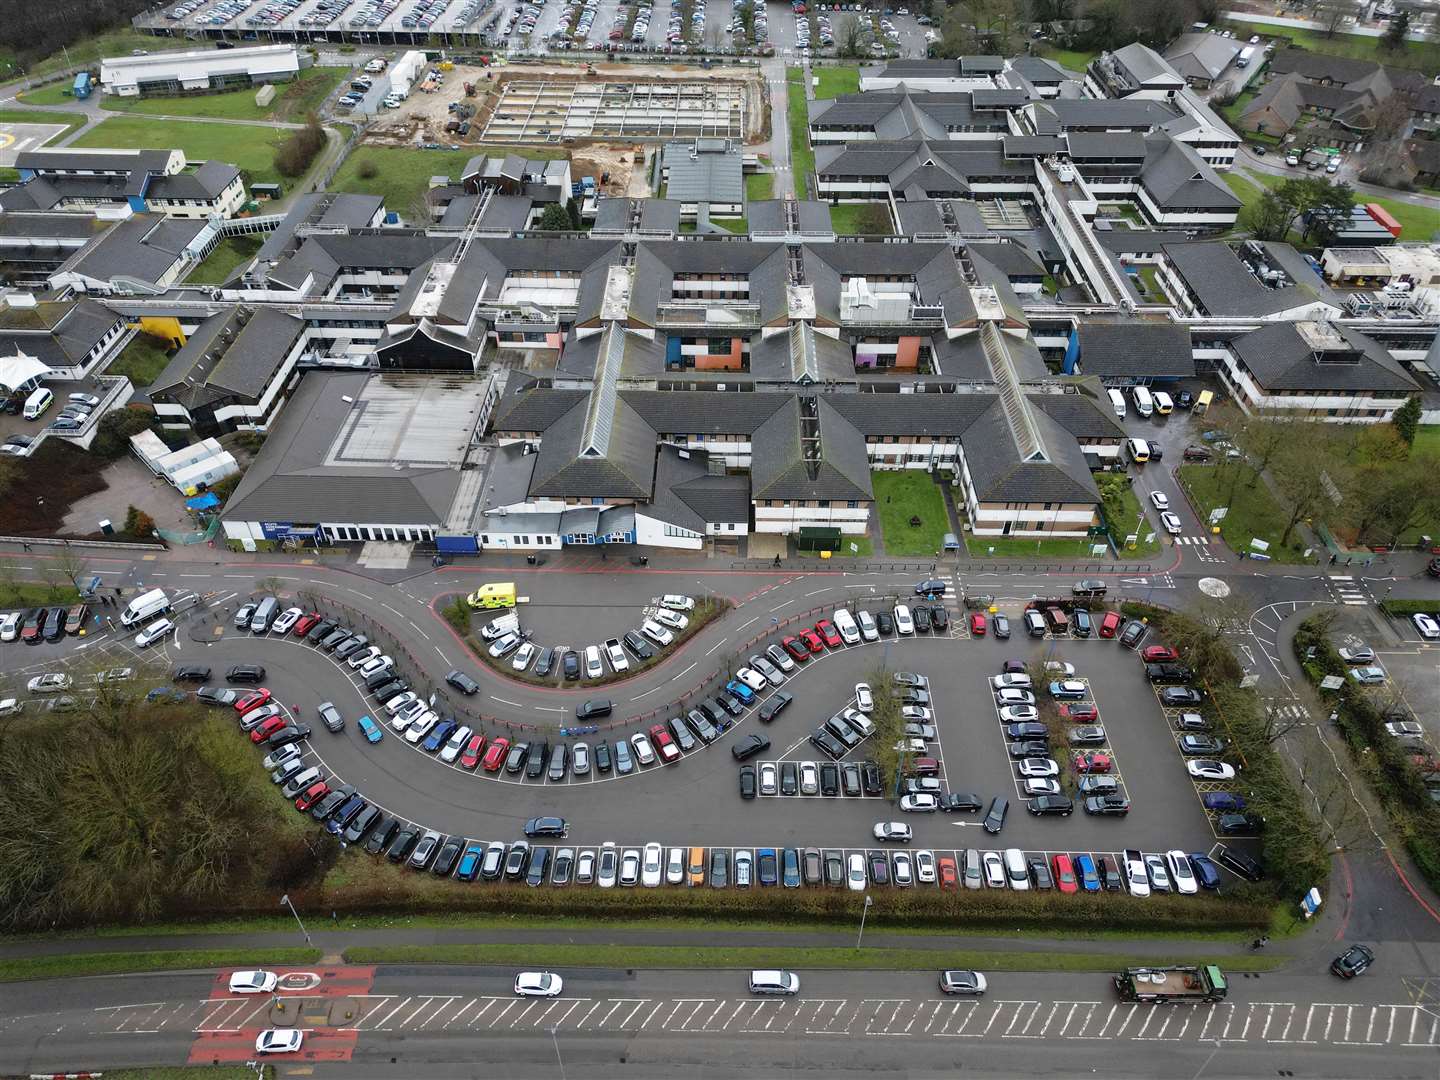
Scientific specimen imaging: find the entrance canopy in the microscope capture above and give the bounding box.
[0,351,51,393]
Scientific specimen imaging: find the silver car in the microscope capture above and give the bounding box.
[962,848,984,889]
[572,741,591,776]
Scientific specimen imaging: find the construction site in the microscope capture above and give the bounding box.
[480,78,748,142]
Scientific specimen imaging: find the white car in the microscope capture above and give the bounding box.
[999,705,1039,723]
[0,699,20,718]
[1124,851,1151,898]
[894,738,928,754]
[659,594,695,611]
[585,645,604,678]
[847,852,867,890]
[271,607,303,635]
[347,645,381,669]
[1165,850,1198,895]
[873,821,913,842]
[641,620,674,647]
[404,711,440,744]
[1017,757,1059,778]
[0,611,20,641]
[1412,613,1439,641]
[27,673,72,694]
[630,732,657,766]
[914,849,936,883]
[894,604,915,635]
[795,759,817,794]
[1187,759,1236,781]
[995,688,1035,706]
[511,641,537,671]
[488,632,521,658]
[1161,512,1183,535]
[854,682,873,712]
[735,667,767,691]
[766,644,796,673]
[1043,661,1075,676]
[990,673,1031,690]
[900,705,932,722]
[1385,720,1425,739]
[135,618,174,647]
[439,725,472,763]
[1349,665,1386,685]
[900,794,938,812]
[982,850,1006,888]
[653,608,689,631]
[597,842,618,888]
[759,761,778,795]
[95,667,134,684]
[514,971,564,997]
[358,654,394,678]
[384,691,419,717]
[641,842,664,887]
[256,1029,304,1054]
[1150,491,1170,511]
[666,846,685,885]
[893,850,914,886]
[1021,777,1061,795]
[619,848,641,886]
[857,610,879,641]
[229,970,278,994]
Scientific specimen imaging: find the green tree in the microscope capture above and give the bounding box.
[1381,9,1410,50]
[91,408,155,461]
[1245,190,1293,241]
[1391,394,1421,446]
[536,203,574,231]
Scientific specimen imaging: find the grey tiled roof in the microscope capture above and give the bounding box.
[147,161,241,201]
[750,397,872,501]
[64,214,206,285]
[1231,322,1419,393]
[1163,241,1341,317]
[1163,33,1240,81]
[623,390,791,435]
[662,141,744,204]
[528,394,657,499]
[1140,135,1240,211]
[150,306,304,408]
[961,400,1099,503]
[1075,321,1195,379]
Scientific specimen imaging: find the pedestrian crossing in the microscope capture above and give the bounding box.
[1328,576,1371,606]
[1172,536,1211,545]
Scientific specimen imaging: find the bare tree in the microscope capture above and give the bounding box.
[1313,0,1362,37]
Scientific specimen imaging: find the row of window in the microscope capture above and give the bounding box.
[326,525,436,542]
[758,499,865,509]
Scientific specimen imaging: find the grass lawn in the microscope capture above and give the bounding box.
[102,68,348,123]
[1217,89,1257,131]
[1239,166,1436,243]
[1222,18,1440,72]
[967,534,1103,558]
[16,82,77,106]
[785,68,813,199]
[829,202,892,235]
[107,333,173,389]
[1224,170,1267,212]
[1129,264,1166,302]
[1413,425,1440,459]
[1102,481,1162,558]
[812,64,859,99]
[715,217,749,234]
[22,30,199,80]
[184,235,262,284]
[1039,46,1099,73]
[0,947,321,983]
[330,144,563,215]
[872,471,949,557]
[0,107,87,139]
[1179,463,1313,563]
[0,581,81,608]
[347,942,1282,974]
[745,171,774,201]
[72,117,294,187]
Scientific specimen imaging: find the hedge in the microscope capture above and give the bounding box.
[1293,616,1440,891]
[1379,599,1439,618]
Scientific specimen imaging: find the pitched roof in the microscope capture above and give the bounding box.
[1230,321,1418,393]
[1162,241,1341,317]
[150,306,305,409]
[1140,134,1241,211]
[1163,33,1240,81]
[960,399,1099,503]
[750,396,872,501]
[1110,43,1183,87]
[63,214,206,285]
[1076,321,1195,378]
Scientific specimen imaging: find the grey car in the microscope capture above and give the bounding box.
[613,738,634,774]
[962,848,984,889]
[572,741,591,776]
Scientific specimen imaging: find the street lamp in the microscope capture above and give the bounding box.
[856,894,873,948]
[279,893,311,945]
[549,1026,566,1080]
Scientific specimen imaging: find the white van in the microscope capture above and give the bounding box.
[1107,388,1126,419]
[120,587,171,628]
[249,596,279,633]
[1131,386,1154,418]
[23,387,53,420]
[1153,390,1174,415]
[832,608,860,645]
[1126,437,1151,464]
[1004,847,1030,890]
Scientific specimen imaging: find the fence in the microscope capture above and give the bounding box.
[0,534,165,551]
[157,516,222,546]
[312,123,367,194]
[279,587,907,745]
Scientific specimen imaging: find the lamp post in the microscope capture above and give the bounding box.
[279,893,311,945]
[549,1026,566,1080]
[856,894,873,948]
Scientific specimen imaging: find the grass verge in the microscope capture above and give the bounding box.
[1098,474,1161,558]
[1178,463,1313,563]
[0,947,322,983]
[871,471,949,557]
[1222,18,1440,71]
[785,68,813,199]
[348,942,1284,973]
[745,171,774,201]
[1413,425,1440,459]
[0,107,87,138]
[16,82,76,106]
[812,64,859,99]
[107,332,172,389]
[184,235,262,285]
[72,117,294,187]
[966,534,1102,558]
[103,68,347,123]
[1241,169,1437,244]
[0,581,82,607]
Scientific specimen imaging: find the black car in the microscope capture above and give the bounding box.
[1083,795,1131,816]
[1119,620,1147,649]
[841,763,862,797]
[525,740,550,779]
[525,846,550,887]
[310,785,354,822]
[739,765,757,799]
[533,647,555,678]
[364,816,400,855]
[1179,733,1226,755]
[504,741,530,774]
[562,650,580,680]
[226,664,266,683]
[525,816,568,838]
[913,605,931,633]
[810,728,845,759]
[868,851,890,886]
[1214,843,1264,882]
[939,792,983,812]
[594,740,612,773]
[914,579,948,596]
[1007,740,1050,759]
[172,664,212,683]
[334,635,368,659]
[1177,390,1194,408]
[1072,609,1092,637]
[320,628,351,651]
[1161,687,1205,707]
[623,630,654,661]
[819,762,840,795]
[43,607,65,642]
[1027,856,1054,890]
[386,827,418,863]
[268,724,311,749]
[875,610,894,636]
[1330,943,1375,979]
[445,669,480,695]
[716,692,745,718]
[993,613,1011,639]
[983,796,1008,834]
[930,606,949,632]
[780,761,799,795]
[372,680,410,704]
[365,668,399,692]
[861,761,883,796]
[668,715,697,752]
[732,733,770,761]
[504,841,530,879]
[196,686,239,706]
[1004,722,1049,741]
[758,690,793,723]
[306,619,336,643]
[824,850,845,887]
[1217,812,1265,835]
[576,699,613,721]
[1028,794,1073,816]
[1145,662,1194,683]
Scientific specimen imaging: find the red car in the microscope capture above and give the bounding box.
[911,756,940,776]
[234,688,272,715]
[1060,702,1099,723]
[294,781,329,811]
[799,628,825,653]
[482,736,510,772]
[938,855,958,889]
[1073,751,1113,774]
[649,724,681,764]
[1098,611,1123,638]
[781,635,810,661]
[815,620,842,648]
[1142,645,1179,663]
[969,612,986,636]
[249,714,287,743]
[292,612,320,637]
[1052,853,1078,895]
[459,733,486,770]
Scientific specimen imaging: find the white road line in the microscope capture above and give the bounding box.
[448,998,479,1027]
[487,1000,519,1028]
[492,696,523,707]
[573,1000,602,1029]
[468,998,500,1027]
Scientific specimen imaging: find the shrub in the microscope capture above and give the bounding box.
[274,117,327,179]
[91,406,156,461]
[1380,598,1437,617]
[357,159,379,180]
[123,505,155,539]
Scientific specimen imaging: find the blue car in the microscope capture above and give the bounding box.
[757,847,779,886]
[1202,791,1247,813]
[1073,852,1101,892]
[145,687,187,703]
[782,847,801,888]
[422,719,458,753]
[358,715,383,743]
[1188,852,1221,890]
[726,680,755,704]
[455,843,484,882]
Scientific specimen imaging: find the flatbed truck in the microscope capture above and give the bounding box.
[1114,965,1227,1003]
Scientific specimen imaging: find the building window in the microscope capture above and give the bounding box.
[517,535,530,545]
[817,500,830,508]
[847,500,859,508]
